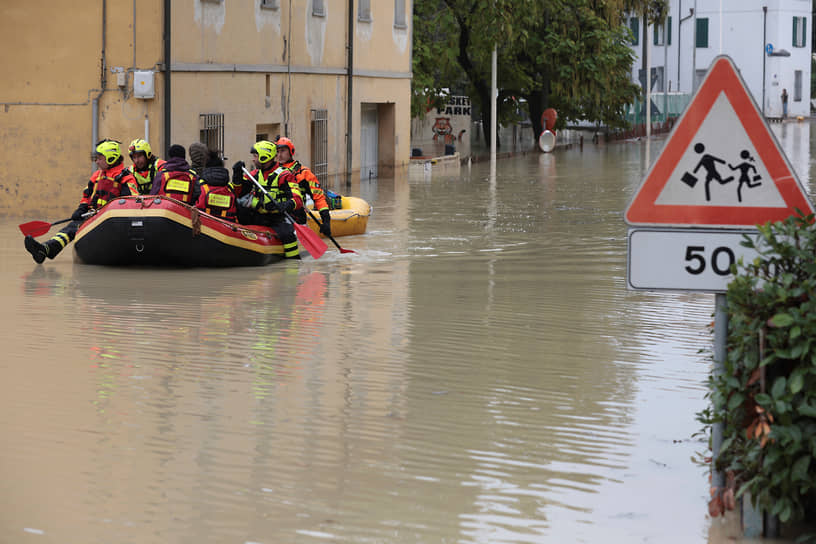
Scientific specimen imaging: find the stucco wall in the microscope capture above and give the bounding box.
[1,0,412,217]
[0,1,164,216]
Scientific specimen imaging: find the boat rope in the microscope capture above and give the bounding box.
[190,207,201,237]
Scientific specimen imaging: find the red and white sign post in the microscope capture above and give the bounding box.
[625,56,814,531]
[626,55,813,292]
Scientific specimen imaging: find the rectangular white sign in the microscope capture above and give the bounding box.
[627,228,762,292]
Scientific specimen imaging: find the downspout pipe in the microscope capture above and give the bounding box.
[679,5,695,92]
[692,1,697,92]
[762,6,767,116]
[346,0,354,184]
[163,0,171,152]
[92,0,107,149]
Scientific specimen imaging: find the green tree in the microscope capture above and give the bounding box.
[412,0,667,145]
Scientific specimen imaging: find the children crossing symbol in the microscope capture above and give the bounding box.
[625,55,813,228]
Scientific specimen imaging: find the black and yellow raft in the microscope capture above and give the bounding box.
[73,196,285,266]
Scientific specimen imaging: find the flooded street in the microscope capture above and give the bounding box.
[1,122,812,543]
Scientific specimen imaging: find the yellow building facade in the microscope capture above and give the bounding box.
[0,0,412,216]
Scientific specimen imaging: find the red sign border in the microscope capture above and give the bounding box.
[625,55,813,228]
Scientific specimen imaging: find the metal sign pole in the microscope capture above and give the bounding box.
[712,293,727,490]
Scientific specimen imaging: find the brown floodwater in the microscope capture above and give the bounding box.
[1,122,811,543]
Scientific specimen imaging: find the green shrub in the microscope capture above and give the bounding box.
[701,212,816,524]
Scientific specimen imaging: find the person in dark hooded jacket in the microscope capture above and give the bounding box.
[151,144,200,204]
[195,150,238,221]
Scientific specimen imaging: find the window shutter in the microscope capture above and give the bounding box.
[631,17,639,45]
[793,17,797,47]
[668,17,672,45]
[696,18,708,48]
[803,18,807,48]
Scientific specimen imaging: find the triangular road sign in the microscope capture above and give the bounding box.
[625,55,813,228]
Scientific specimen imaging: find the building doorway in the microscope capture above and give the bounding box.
[360,104,379,180]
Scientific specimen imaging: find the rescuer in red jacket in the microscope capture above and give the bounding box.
[151,144,201,204]
[274,136,333,237]
[232,140,303,259]
[195,150,238,222]
[24,139,139,263]
[127,138,166,195]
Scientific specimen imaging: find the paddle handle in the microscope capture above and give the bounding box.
[303,207,355,254]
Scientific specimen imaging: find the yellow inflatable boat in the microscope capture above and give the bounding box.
[306,196,372,238]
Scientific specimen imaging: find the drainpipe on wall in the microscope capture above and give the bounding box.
[285,0,292,136]
[92,0,107,150]
[692,1,697,92]
[346,0,354,184]
[678,0,681,87]
[762,6,767,116]
[163,0,171,152]
[679,4,695,92]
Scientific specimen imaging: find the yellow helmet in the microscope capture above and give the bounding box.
[251,140,277,164]
[95,139,122,166]
[128,138,153,159]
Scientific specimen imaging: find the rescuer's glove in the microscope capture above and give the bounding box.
[231,161,246,184]
[280,200,296,214]
[72,203,89,221]
[319,209,332,236]
[264,198,281,213]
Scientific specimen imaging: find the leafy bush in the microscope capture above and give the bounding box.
[701,212,816,524]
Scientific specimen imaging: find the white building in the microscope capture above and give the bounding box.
[628,0,811,118]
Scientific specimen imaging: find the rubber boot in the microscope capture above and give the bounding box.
[24,236,48,264]
[44,239,64,259]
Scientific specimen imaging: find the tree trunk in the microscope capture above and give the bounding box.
[526,86,548,142]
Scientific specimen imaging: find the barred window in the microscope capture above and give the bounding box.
[199,113,224,157]
[310,109,328,184]
[261,0,279,9]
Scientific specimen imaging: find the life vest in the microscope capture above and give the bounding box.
[157,169,198,203]
[284,160,329,212]
[248,166,302,215]
[131,158,166,195]
[90,167,129,208]
[199,184,237,221]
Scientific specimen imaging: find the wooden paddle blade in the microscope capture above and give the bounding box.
[18,220,53,237]
[292,221,327,259]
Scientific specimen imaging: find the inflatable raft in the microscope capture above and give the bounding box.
[73,196,286,266]
[305,196,372,238]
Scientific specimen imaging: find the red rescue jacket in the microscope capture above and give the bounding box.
[196,184,238,221]
[80,163,138,209]
[155,169,199,204]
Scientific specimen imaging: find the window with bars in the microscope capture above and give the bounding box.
[261,0,279,9]
[312,0,325,16]
[310,109,328,184]
[793,16,807,48]
[394,0,406,27]
[359,0,370,21]
[199,113,224,157]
